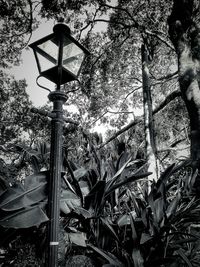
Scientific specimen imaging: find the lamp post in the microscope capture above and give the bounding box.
[29,23,89,267]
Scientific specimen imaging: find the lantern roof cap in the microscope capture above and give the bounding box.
[53,23,71,36]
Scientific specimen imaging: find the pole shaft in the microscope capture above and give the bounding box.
[46,91,67,267]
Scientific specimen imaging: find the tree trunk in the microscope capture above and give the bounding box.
[168,0,200,166]
[141,43,159,184]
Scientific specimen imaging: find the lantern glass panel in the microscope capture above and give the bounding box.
[35,38,58,71]
[36,52,55,71]
[38,39,58,62]
[63,39,85,76]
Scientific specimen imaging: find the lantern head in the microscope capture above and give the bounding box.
[29,23,89,84]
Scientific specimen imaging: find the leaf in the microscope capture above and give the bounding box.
[182,196,196,212]
[65,160,83,204]
[79,180,90,197]
[63,175,76,194]
[87,180,106,197]
[140,233,153,245]
[0,172,48,229]
[60,190,81,214]
[0,205,48,228]
[0,177,47,212]
[68,232,87,247]
[0,176,9,194]
[189,169,198,189]
[15,144,38,156]
[94,181,106,215]
[154,197,164,224]
[166,192,181,219]
[74,206,92,218]
[36,142,50,157]
[141,208,148,228]
[128,190,141,217]
[105,172,152,197]
[130,213,144,267]
[117,214,130,227]
[84,181,106,211]
[106,157,132,189]
[131,248,144,267]
[73,167,88,181]
[117,211,136,227]
[24,171,47,195]
[100,217,119,241]
[88,244,124,266]
[116,152,131,171]
[177,249,193,267]
[66,226,77,233]
[156,163,175,191]
[30,155,40,173]
[130,213,138,244]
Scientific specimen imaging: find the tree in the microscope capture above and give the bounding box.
[0,71,31,145]
[141,42,159,184]
[0,0,35,68]
[64,0,191,166]
[168,0,200,166]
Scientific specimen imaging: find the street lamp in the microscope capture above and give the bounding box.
[29,23,89,267]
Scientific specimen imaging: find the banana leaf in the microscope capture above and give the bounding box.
[0,176,9,195]
[0,205,48,228]
[0,172,47,211]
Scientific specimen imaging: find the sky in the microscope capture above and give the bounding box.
[10,20,55,107]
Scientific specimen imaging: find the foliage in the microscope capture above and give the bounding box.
[0,0,38,68]
[3,141,199,265]
[61,157,200,267]
[0,71,31,145]
[0,138,200,266]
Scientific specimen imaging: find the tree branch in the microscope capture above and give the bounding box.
[98,89,182,149]
[151,71,178,81]
[99,3,139,27]
[158,146,190,153]
[92,19,132,29]
[89,85,142,127]
[153,90,181,114]
[144,29,175,51]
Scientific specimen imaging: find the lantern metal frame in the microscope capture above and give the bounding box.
[29,23,89,85]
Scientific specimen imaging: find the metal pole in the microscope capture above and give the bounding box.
[46,90,67,267]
